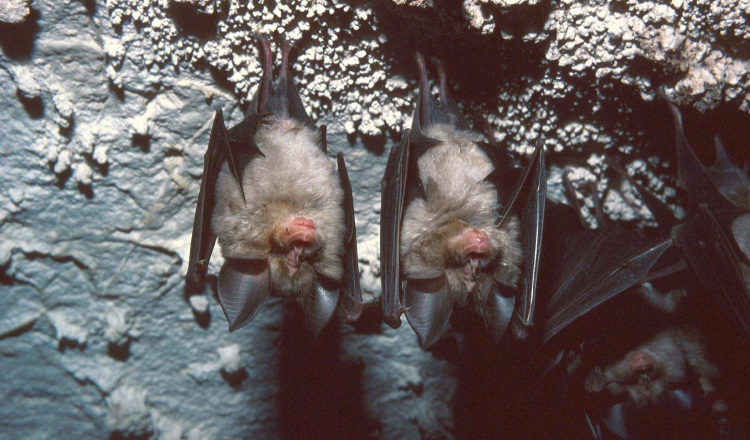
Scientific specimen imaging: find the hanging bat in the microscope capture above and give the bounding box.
[185,39,363,335]
[380,52,545,349]
[539,173,675,344]
[582,327,726,440]
[663,102,750,337]
[601,101,750,337]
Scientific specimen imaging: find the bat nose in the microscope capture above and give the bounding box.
[454,228,491,264]
[281,216,317,247]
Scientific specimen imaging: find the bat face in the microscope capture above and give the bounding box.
[582,328,722,439]
[185,39,363,334]
[380,53,545,348]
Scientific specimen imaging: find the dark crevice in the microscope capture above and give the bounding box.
[167,2,223,40]
[17,92,43,118]
[107,341,131,362]
[0,8,40,59]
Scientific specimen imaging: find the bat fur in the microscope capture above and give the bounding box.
[584,327,718,407]
[212,117,345,297]
[400,123,522,311]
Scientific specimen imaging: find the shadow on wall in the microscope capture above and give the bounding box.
[0,8,40,59]
[277,310,379,440]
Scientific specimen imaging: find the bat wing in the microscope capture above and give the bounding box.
[336,152,365,323]
[540,201,672,344]
[304,281,340,337]
[217,258,271,332]
[668,103,750,336]
[185,109,264,291]
[381,132,411,328]
[513,143,547,334]
[404,276,453,348]
[201,111,268,332]
[481,142,546,341]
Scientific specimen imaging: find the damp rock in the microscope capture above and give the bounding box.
[106,386,154,438]
[0,0,30,24]
[46,309,88,348]
[188,295,209,314]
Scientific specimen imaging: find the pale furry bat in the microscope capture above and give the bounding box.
[185,39,363,335]
[583,327,726,439]
[380,52,545,348]
[584,328,718,407]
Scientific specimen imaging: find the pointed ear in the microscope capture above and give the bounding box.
[217,259,271,331]
[405,276,453,349]
[304,283,340,337]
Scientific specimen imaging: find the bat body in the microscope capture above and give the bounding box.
[666,103,750,337]
[186,39,363,334]
[535,101,750,439]
[583,327,724,440]
[381,53,545,348]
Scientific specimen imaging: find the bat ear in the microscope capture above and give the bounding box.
[304,282,341,337]
[217,259,271,331]
[405,276,453,349]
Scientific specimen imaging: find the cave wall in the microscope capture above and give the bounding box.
[1,0,749,438]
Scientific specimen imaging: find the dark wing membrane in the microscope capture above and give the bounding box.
[217,258,271,332]
[381,132,411,328]
[516,144,547,329]
[185,109,228,290]
[336,152,364,322]
[225,112,268,200]
[669,102,750,336]
[540,202,672,343]
[679,205,750,336]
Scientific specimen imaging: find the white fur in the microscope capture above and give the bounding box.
[400,124,522,296]
[212,117,345,281]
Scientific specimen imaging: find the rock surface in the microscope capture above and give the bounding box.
[1,0,748,439]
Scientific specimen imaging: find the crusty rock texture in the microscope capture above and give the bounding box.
[0,0,748,438]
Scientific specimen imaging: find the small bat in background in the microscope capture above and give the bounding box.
[380,52,545,348]
[185,39,363,335]
[583,327,726,440]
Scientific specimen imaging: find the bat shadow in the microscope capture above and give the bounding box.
[444,314,541,439]
[277,308,376,440]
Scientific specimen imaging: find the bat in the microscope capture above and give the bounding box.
[539,173,675,344]
[380,52,545,349]
[535,100,750,439]
[603,101,750,337]
[582,327,725,440]
[664,102,750,337]
[185,39,363,335]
